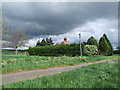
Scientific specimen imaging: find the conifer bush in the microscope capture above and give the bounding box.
[87,36,98,47]
[103,34,113,55]
[98,34,113,56]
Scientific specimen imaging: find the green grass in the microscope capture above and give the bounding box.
[2,50,118,74]
[2,60,119,88]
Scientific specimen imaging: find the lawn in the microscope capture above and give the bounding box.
[2,50,118,74]
[2,60,119,88]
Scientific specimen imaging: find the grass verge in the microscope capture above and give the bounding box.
[2,50,118,74]
[2,60,119,88]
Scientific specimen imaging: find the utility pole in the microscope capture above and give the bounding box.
[79,33,82,56]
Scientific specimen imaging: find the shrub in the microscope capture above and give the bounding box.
[98,37,110,56]
[83,45,98,56]
[103,34,113,56]
[28,44,84,56]
[87,36,98,47]
[98,34,113,56]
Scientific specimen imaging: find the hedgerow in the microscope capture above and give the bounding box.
[28,44,84,56]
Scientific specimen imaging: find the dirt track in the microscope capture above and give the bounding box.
[1,58,118,84]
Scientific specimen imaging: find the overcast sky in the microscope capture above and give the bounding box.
[2,2,118,48]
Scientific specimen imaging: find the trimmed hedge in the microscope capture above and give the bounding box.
[28,44,84,56]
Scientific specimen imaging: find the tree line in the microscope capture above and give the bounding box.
[36,38,54,46]
[85,34,113,56]
[32,33,114,56]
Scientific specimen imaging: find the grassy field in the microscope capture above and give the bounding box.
[2,50,118,74]
[2,60,119,88]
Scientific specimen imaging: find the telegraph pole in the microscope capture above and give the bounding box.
[79,33,82,56]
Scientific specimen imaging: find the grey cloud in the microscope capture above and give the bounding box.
[2,2,118,37]
[26,19,118,48]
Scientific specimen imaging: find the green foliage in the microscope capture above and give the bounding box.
[29,44,84,56]
[98,37,109,56]
[103,34,114,55]
[87,36,98,47]
[98,34,113,56]
[36,40,41,46]
[114,50,120,54]
[46,38,54,45]
[36,38,54,46]
[2,50,118,74]
[3,60,118,88]
[83,45,98,56]
[83,42,87,45]
[40,39,47,46]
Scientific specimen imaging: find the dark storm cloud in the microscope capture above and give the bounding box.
[2,2,118,36]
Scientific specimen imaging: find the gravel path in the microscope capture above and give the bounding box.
[1,58,118,84]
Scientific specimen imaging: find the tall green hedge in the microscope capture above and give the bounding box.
[28,44,84,56]
[98,34,113,56]
[98,37,110,56]
[103,34,113,55]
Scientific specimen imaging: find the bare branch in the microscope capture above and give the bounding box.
[4,30,28,54]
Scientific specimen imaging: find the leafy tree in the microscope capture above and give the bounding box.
[46,38,49,44]
[36,40,41,47]
[103,34,113,55]
[46,38,54,45]
[87,36,98,47]
[36,38,54,46]
[49,38,54,45]
[40,39,47,46]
